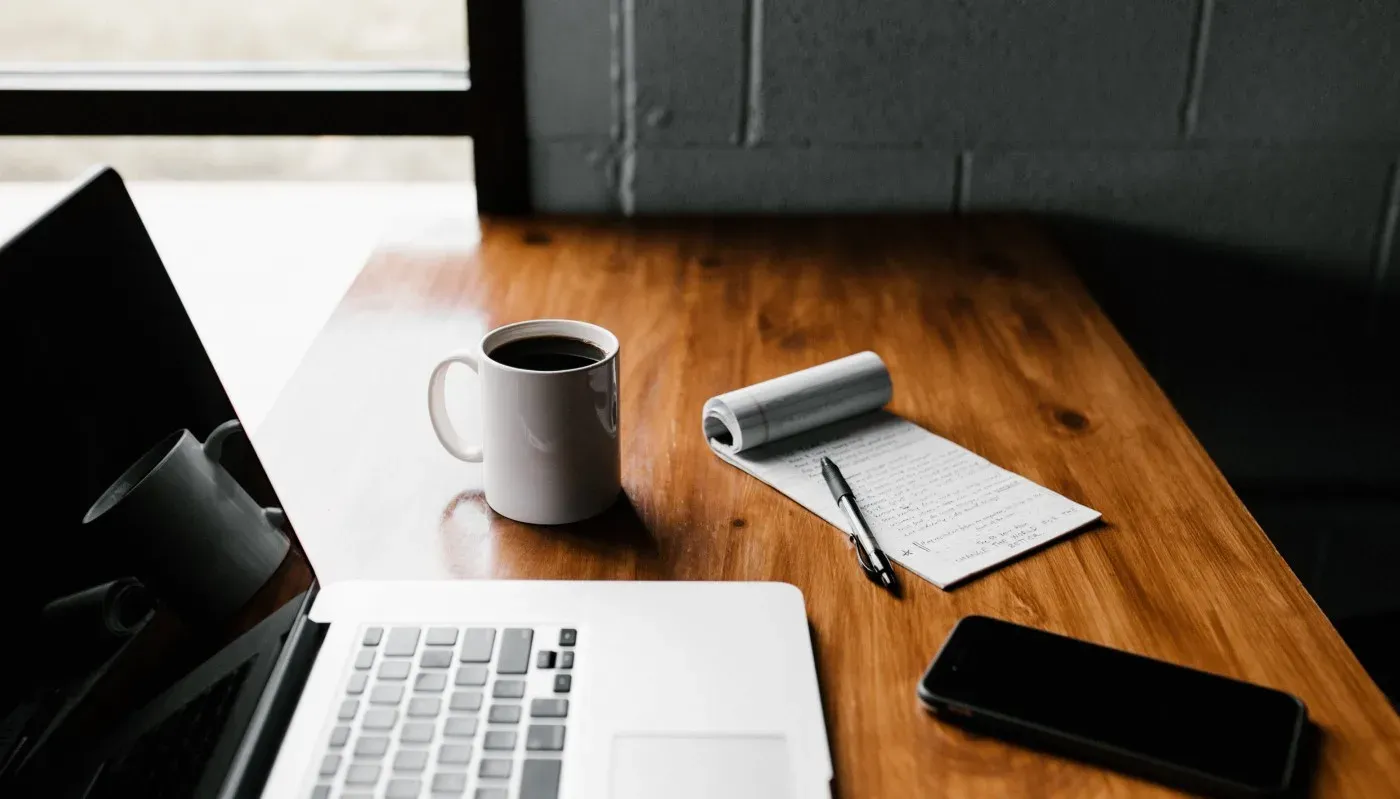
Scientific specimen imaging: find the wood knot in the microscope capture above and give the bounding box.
[699,255,722,269]
[1054,408,1089,432]
[979,251,1019,278]
[731,518,747,528]
[1014,301,1053,344]
[523,230,552,246]
[779,330,807,350]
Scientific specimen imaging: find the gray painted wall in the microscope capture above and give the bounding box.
[522,0,1400,294]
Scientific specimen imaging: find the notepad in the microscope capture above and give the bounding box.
[702,352,1102,588]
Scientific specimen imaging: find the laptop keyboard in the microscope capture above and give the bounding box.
[90,660,253,799]
[312,626,574,799]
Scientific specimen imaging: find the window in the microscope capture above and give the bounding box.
[0,0,527,212]
[0,137,474,182]
[0,0,467,64]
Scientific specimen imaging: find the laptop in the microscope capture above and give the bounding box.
[0,168,833,799]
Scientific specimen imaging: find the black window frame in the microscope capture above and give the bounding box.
[0,0,528,214]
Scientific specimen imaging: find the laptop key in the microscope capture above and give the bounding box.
[311,786,331,799]
[408,697,443,717]
[497,629,533,674]
[479,759,512,779]
[415,672,448,692]
[460,628,496,662]
[346,763,381,784]
[420,649,453,669]
[450,691,484,711]
[355,648,376,669]
[347,673,369,695]
[530,698,568,718]
[432,772,468,794]
[330,726,352,746]
[492,680,525,699]
[432,772,469,795]
[558,629,577,647]
[483,730,516,750]
[319,754,341,776]
[363,708,398,729]
[394,749,429,772]
[444,717,479,737]
[455,665,488,686]
[525,724,565,751]
[521,759,563,799]
[338,700,359,720]
[476,789,507,799]
[488,704,521,723]
[400,722,435,744]
[438,743,472,764]
[380,660,412,681]
[386,778,422,798]
[371,684,405,705]
[536,650,556,669]
[558,651,574,669]
[355,736,390,758]
[386,627,421,657]
[363,627,384,646]
[426,627,459,646]
[553,674,571,694]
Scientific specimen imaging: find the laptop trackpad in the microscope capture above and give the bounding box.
[610,734,792,799]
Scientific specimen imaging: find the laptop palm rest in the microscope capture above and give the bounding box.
[609,733,792,799]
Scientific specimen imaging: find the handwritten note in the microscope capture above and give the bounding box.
[711,411,1101,588]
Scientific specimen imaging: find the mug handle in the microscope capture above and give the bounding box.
[428,349,484,462]
[203,419,244,462]
[204,420,290,534]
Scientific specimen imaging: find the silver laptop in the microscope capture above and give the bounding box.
[0,168,833,799]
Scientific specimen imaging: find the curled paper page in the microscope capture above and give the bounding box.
[702,352,894,453]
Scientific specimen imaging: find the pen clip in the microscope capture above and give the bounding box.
[849,534,878,575]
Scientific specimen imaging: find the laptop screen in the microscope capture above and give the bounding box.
[0,169,315,794]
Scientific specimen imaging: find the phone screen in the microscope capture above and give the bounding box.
[920,616,1306,791]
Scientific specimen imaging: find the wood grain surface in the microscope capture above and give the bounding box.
[256,215,1400,797]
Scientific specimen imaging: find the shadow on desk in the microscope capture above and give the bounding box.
[552,493,661,559]
[1049,218,1400,710]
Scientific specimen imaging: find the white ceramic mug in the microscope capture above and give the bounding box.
[428,319,621,525]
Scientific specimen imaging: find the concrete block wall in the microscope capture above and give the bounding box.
[522,0,1400,291]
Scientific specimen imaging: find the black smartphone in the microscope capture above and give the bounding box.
[917,616,1309,798]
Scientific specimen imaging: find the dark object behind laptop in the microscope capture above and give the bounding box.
[81,419,290,625]
[0,169,318,797]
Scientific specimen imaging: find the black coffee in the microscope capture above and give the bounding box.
[489,335,606,371]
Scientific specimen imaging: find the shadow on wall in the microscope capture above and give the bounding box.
[1050,217,1398,491]
[1048,217,1400,705]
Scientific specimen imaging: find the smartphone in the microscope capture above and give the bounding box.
[917,616,1309,798]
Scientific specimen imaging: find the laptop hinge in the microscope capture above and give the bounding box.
[218,583,327,799]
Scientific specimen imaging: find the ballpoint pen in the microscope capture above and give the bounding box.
[820,456,900,596]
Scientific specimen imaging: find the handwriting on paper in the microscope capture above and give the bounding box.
[728,411,1100,587]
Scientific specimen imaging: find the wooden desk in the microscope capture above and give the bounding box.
[257,215,1400,796]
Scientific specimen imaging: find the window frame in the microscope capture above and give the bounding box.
[0,0,528,213]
